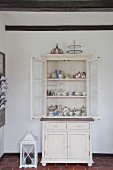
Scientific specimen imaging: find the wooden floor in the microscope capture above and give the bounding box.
[1,155,113,170]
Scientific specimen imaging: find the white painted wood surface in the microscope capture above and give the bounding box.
[19,140,37,168]
[31,54,100,165]
[68,131,89,160]
[31,54,100,119]
[44,131,67,159]
[31,57,46,119]
[41,121,93,166]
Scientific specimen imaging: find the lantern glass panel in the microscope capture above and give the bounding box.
[22,144,35,165]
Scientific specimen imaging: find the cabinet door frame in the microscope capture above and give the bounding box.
[68,131,90,160]
[31,57,46,119]
[87,57,101,119]
[44,131,67,159]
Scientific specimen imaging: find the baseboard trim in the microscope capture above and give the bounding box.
[0,153,5,162]
[0,152,42,160]
[93,153,113,157]
[4,153,20,157]
[1,153,113,161]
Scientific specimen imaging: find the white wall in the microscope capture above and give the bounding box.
[5,30,113,153]
[0,21,5,157]
[0,12,113,25]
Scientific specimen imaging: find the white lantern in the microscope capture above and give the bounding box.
[19,131,37,168]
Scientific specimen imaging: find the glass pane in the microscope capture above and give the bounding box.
[89,60,98,80]
[34,61,43,79]
[22,144,35,165]
[89,80,98,96]
[89,60,98,116]
[34,80,43,97]
[34,98,44,116]
[89,97,98,116]
[31,58,45,118]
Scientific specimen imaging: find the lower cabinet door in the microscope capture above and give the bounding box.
[44,131,67,159]
[68,131,90,160]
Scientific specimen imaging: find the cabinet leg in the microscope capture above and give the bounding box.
[88,163,92,167]
[42,163,46,166]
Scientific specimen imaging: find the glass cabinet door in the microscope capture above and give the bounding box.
[88,57,101,119]
[31,57,45,119]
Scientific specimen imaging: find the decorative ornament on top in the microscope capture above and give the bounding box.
[67,40,83,54]
[51,43,63,54]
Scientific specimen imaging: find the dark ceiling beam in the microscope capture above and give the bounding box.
[0,0,113,12]
[5,25,113,31]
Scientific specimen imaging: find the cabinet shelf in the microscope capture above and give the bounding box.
[47,79,87,81]
[47,96,87,98]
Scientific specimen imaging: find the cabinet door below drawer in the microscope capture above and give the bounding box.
[44,131,67,159]
[68,132,90,160]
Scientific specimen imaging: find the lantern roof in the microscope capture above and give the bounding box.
[23,131,35,141]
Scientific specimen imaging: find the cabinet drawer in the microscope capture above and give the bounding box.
[67,122,89,130]
[44,122,66,130]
